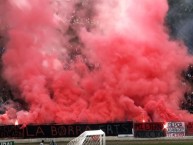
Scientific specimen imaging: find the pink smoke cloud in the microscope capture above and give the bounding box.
[0,0,193,125]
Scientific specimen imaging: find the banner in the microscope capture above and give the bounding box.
[185,122,193,136]
[165,122,185,137]
[134,122,165,138]
[0,125,24,138]
[0,141,14,145]
[0,122,133,138]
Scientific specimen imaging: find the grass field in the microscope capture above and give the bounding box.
[107,140,193,145]
[13,139,193,145]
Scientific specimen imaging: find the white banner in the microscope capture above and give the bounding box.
[0,141,14,145]
[166,122,185,137]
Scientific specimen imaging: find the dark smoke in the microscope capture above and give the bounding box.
[166,0,193,53]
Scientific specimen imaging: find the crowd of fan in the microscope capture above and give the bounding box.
[0,34,14,114]
[181,92,193,113]
[181,64,193,113]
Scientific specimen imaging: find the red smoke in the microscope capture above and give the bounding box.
[0,0,193,125]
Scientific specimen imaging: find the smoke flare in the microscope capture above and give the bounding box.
[0,0,193,125]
